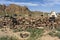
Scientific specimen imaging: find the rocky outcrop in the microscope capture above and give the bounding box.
[0,4,31,16]
[5,4,31,15]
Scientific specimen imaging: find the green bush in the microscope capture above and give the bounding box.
[26,28,44,40]
[48,31,60,39]
[48,32,54,37]
[55,32,60,38]
[13,27,23,32]
[56,27,60,31]
[0,36,18,40]
[12,27,44,40]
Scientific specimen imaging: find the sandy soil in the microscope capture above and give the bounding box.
[0,28,30,40]
[0,28,60,40]
[37,30,60,40]
[37,35,60,40]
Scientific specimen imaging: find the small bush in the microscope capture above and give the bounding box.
[48,32,54,37]
[0,36,18,40]
[56,27,60,31]
[48,31,60,39]
[55,32,60,38]
[13,27,23,32]
[26,28,44,40]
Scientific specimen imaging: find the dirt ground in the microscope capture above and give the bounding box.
[37,30,60,40]
[0,28,60,40]
[37,35,60,40]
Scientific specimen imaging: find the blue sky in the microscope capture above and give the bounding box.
[0,0,60,13]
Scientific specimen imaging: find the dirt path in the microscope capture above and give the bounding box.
[0,28,13,37]
[37,34,60,40]
[0,28,30,40]
[37,30,60,40]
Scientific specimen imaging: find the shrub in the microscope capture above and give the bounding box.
[55,32,60,38]
[26,28,44,40]
[48,32,54,37]
[56,27,60,31]
[0,36,18,40]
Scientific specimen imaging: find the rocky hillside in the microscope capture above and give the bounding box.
[0,4,31,16]
[0,4,48,17]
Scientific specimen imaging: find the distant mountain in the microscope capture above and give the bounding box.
[0,4,48,17]
[0,4,31,16]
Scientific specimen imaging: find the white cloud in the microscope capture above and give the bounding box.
[12,2,39,6]
[0,1,39,6]
[0,0,60,7]
[41,0,60,7]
